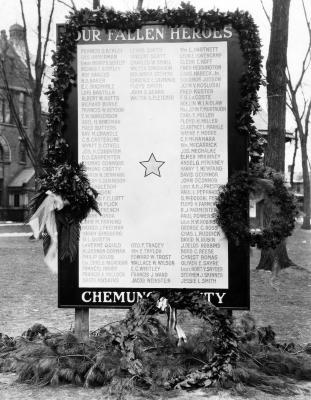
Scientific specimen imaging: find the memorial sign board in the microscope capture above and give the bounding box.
[58,24,249,309]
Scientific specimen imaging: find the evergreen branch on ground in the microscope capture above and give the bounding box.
[0,304,310,396]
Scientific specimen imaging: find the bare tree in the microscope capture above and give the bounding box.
[257,0,292,272]
[286,0,311,230]
[0,0,56,176]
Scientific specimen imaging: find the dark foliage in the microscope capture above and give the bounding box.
[37,163,100,223]
[216,168,298,248]
[1,295,310,395]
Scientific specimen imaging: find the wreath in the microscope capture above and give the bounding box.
[116,291,239,389]
[216,168,297,249]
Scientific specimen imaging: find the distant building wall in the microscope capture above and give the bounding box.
[0,24,37,220]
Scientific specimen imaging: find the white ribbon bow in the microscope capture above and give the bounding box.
[157,297,187,345]
[29,191,67,274]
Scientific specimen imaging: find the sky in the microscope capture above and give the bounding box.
[0,0,310,171]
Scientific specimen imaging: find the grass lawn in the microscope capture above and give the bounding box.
[2,225,309,342]
[0,224,310,399]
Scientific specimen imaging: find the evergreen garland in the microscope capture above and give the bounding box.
[34,2,265,260]
[45,2,264,183]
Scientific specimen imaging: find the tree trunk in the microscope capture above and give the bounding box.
[256,241,293,270]
[301,136,311,229]
[257,0,291,272]
[264,0,290,170]
[290,128,298,187]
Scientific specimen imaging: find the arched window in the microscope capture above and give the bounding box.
[0,135,11,163]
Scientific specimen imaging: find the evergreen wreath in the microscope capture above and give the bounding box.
[216,168,297,249]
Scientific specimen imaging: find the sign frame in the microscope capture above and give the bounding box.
[57,23,250,310]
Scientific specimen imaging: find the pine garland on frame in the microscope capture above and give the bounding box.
[46,2,264,172]
[31,3,266,261]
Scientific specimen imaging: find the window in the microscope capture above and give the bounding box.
[0,97,4,123]
[0,96,11,124]
[14,194,20,207]
[19,92,27,126]
[19,141,26,163]
[4,99,11,124]
[0,92,27,125]
[0,145,3,179]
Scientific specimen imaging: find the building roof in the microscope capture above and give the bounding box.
[8,168,34,188]
[0,29,30,91]
[9,24,24,32]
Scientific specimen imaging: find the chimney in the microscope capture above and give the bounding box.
[0,30,8,54]
[1,30,7,41]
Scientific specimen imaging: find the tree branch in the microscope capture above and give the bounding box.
[302,0,311,43]
[35,0,42,92]
[41,0,55,83]
[19,0,34,90]
[260,0,271,25]
[57,0,77,11]
[300,94,307,120]
[286,100,294,113]
[293,0,311,93]
[304,99,311,139]
[70,0,77,10]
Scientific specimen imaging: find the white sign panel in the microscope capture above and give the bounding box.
[77,39,228,289]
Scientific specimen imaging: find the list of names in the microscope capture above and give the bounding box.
[78,40,228,289]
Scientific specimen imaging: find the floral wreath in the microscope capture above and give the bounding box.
[216,168,297,249]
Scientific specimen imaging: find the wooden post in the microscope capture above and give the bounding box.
[75,308,89,340]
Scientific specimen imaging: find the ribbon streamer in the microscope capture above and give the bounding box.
[157,297,187,345]
[29,191,67,274]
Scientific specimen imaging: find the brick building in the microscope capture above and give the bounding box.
[0,24,37,221]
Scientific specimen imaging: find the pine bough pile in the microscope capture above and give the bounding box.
[0,296,311,396]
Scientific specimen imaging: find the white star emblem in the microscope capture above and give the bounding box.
[139,153,165,177]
